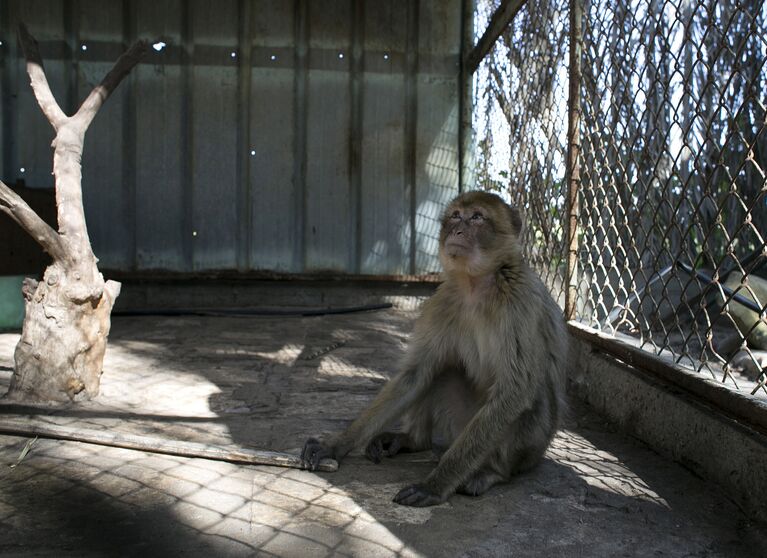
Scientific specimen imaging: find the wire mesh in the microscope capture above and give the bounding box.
[471,0,767,397]
[472,0,571,307]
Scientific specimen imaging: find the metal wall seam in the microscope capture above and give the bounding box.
[349,0,364,274]
[122,0,138,271]
[181,0,194,271]
[292,0,308,272]
[405,0,419,275]
[236,0,253,271]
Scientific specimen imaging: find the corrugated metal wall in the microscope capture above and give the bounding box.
[0,0,461,275]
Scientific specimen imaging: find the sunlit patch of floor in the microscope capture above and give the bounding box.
[0,437,426,557]
[548,430,670,508]
[251,469,430,556]
[317,355,390,381]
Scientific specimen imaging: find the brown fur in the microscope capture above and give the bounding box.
[302,191,567,506]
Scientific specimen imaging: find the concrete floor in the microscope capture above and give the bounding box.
[0,309,764,557]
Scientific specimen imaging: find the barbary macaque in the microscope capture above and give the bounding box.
[302,191,567,507]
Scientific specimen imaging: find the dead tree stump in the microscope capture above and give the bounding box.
[0,25,147,402]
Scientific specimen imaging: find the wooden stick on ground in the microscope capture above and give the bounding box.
[0,419,338,472]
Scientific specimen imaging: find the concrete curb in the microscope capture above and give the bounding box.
[569,334,767,519]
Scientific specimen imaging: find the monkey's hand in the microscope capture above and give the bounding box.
[365,432,408,464]
[393,483,444,507]
[301,438,337,471]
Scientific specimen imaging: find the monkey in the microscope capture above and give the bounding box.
[302,191,568,507]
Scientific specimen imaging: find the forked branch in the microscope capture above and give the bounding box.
[75,39,149,129]
[17,23,67,130]
[15,24,149,251]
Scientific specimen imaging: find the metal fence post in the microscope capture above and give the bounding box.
[565,0,583,321]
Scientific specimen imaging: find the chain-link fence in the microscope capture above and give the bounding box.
[472,0,571,306]
[470,0,767,398]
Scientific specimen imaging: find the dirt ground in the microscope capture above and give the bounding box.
[0,309,764,557]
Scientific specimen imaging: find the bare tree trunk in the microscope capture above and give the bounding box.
[0,24,147,402]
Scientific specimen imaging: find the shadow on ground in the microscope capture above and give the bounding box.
[0,311,764,556]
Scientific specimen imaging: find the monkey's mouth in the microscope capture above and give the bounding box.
[444,239,470,257]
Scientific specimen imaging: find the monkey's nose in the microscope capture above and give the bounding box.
[455,230,463,235]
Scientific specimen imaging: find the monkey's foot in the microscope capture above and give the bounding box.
[393,484,443,507]
[365,432,411,464]
[301,438,335,472]
[456,470,506,497]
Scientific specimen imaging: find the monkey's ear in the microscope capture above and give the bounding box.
[509,206,523,236]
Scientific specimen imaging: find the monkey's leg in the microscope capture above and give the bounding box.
[505,383,560,476]
[367,368,473,466]
[456,389,558,497]
[396,369,499,500]
[456,468,507,496]
[394,374,545,506]
[447,434,542,498]
[365,432,421,463]
[302,363,437,470]
[366,386,436,464]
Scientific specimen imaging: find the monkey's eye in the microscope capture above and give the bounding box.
[449,210,461,220]
[470,212,484,221]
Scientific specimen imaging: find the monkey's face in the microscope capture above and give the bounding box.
[438,191,522,276]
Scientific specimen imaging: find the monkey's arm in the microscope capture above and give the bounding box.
[394,372,533,506]
[302,363,434,471]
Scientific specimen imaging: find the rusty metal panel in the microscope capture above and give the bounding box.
[190,0,239,271]
[133,0,186,271]
[79,0,133,271]
[304,0,352,272]
[249,0,297,272]
[359,0,410,275]
[1,0,463,277]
